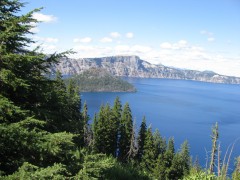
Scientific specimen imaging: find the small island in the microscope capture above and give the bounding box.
[65,68,136,92]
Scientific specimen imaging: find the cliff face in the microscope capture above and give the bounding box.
[51,55,240,84]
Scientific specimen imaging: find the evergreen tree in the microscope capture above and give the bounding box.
[137,116,147,162]
[0,0,68,112]
[0,96,76,174]
[82,101,91,147]
[154,153,167,179]
[164,137,175,170]
[119,102,133,161]
[43,71,68,132]
[153,137,175,179]
[0,0,82,135]
[93,105,106,153]
[65,77,82,135]
[167,153,184,180]
[167,137,175,155]
[179,140,191,175]
[127,120,138,161]
[111,97,122,157]
[104,103,116,156]
[92,104,117,156]
[167,141,190,180]
[153,129,167,159]
[141,126,156,174]
[0,0,80,175]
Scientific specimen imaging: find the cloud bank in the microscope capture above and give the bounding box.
[32,13,57,23]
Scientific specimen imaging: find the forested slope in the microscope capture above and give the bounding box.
[65,68,136,92]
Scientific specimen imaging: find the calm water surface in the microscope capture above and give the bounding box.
[81,78,240,169]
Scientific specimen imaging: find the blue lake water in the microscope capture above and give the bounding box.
[81,78,240,170]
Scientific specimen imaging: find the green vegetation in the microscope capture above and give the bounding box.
[65,68,136,92]
[0,1,239,179]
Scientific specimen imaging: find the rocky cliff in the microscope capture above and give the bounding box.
[51,55,240,84]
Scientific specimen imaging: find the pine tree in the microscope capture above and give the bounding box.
[92,113,98,151]
[111,97,122,157]
[137,116,147,162]
[92,103,117,155]
[93,105,105,153]
[0,0,68,111]
[167,141,190,180]
[167,137,175,155]
[154,153,167,179]
[104,103,116,155]
[127,120,138,160]
[153,129,167,159]
[65,78,83,146]
[167,153,184,179]
[119,102,133,161]
[0,0,79,175]
[82,101,91,147]
[153,137,176,179]
[179,140,191,175]
[141,126,156,174]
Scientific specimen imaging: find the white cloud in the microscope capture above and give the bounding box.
[74,45,95,51]
[110,32,121,38]
[72,45,113,58]
[130,45,152,53]
[100,37,113,43]
[30,27,40,33]
[178,40,187,46]
[126,32,134,38]
[207,37,215,42]
[73,38,80,43]
[29,43,58,54]
[29,36,59,54]
[29,22,39,33]
[200,30,213,36]
[73,37,92,43]
[115,45,130,52]
[70,40,240,77]
[200,30,215,42]
[32,12,57,23]
[34,36,59,43]
[113,45,152,56]
[42,44,57,51]
[160,42,172,49]
[44,38,59,43]
[160,40,188,50]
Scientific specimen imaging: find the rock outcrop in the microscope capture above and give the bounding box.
[51,55,240,84]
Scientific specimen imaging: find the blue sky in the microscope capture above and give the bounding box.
[24,0,240,76]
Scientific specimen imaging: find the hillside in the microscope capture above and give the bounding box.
[51,55,240,84]
[65,68,136,92]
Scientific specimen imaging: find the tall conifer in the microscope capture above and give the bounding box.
[119,102,133,161]
[141,126,156,173]
[136,116,147,162]
[112,97,122,157]
[82,102,91,146]
[0,0,77,174]
[93,105,105,153]
[153,129,167,159]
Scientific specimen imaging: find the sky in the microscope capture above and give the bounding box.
[23,0,240,77]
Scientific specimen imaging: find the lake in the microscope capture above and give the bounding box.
[81,78,240,170]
